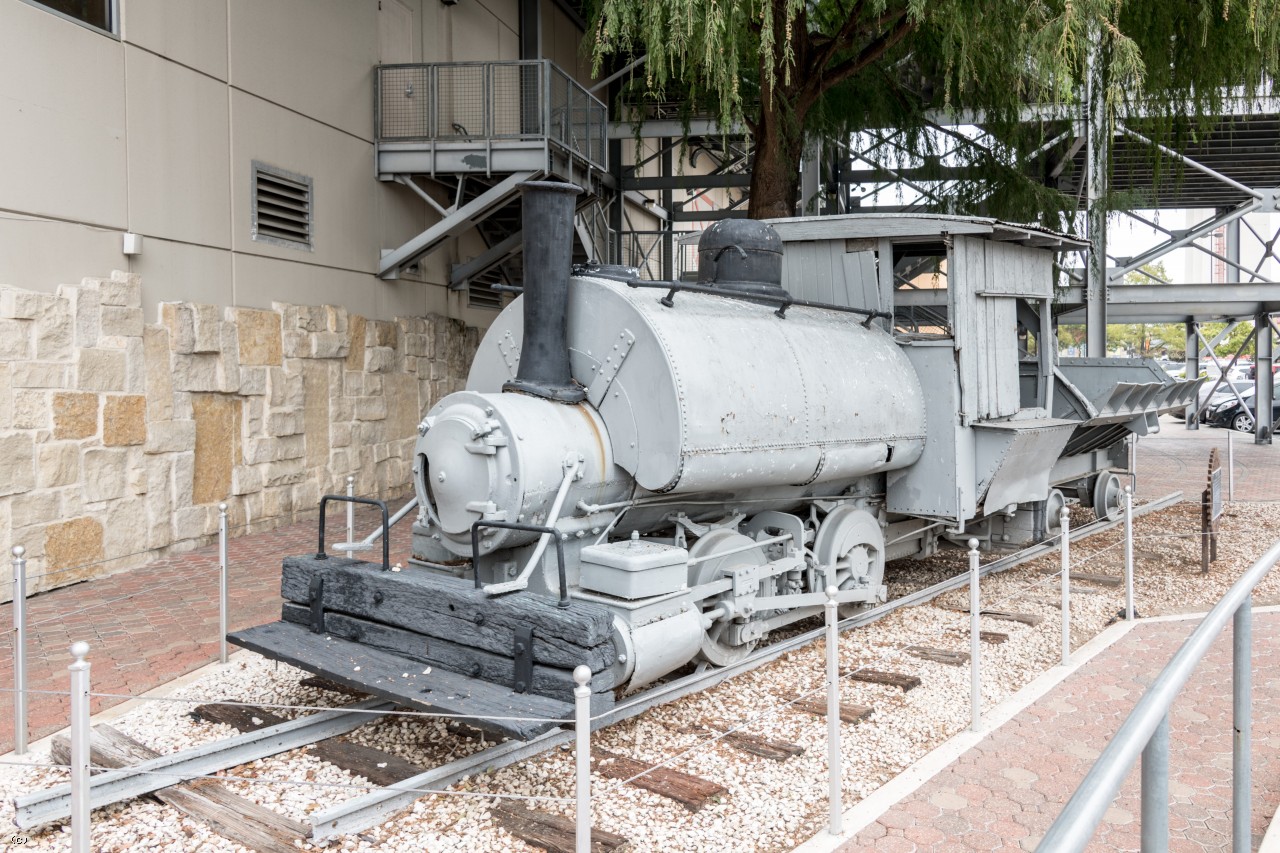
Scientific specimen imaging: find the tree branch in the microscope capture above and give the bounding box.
[808,0,873,78]
[806,12,915,104]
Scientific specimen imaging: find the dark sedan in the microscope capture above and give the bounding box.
[1203,385,1280,432]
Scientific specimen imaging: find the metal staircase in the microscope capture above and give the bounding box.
[375,60,613,305]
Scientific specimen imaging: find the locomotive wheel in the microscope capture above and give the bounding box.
[1043,488,1066,538]
[812,507,884,617]
[688,530,765,666]
[1091,471,1123,522]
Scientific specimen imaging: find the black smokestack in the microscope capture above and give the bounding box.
[503,180,586,404]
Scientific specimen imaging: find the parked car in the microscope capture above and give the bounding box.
[1247,363,1280,380]
[1171,379,1253,422]
[1203,379,1280,431]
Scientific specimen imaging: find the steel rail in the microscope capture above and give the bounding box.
[305,491,1181,839]
[14,699,394,830]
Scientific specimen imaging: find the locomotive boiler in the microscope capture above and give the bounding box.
[231,181,1198,738]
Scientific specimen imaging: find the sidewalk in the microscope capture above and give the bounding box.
[801,610,1280,852]
[0,499,414,755]
[1136,415,1280,502]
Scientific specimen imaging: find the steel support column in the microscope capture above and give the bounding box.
[1185,322,1200,429]
[519,0,540,60]
[1085,33,1109,356]
[801,139,821,215]
[609,139,623,265]
[1256,312,1273,444]
[1225,212,1241,283]
[661,140,674,280]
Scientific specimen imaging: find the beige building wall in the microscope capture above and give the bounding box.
[0,0,593,591]
[0,0,588,327]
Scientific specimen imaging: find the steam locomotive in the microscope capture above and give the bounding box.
[232,181,1197,738]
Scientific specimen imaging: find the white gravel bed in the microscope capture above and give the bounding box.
[3,500,1278,852]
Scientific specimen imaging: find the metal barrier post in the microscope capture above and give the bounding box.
[825,586,843,835]
[1124,486,1135,621]
[69,642,91,853]
[1233,597,1252,853]
[573,665,592,853]
[1060,506,1071,666]
[346,475,355,546]
[1140,713,1170,852]
[1227,429,1235,501]
[12,545,27,755]
[218,502,228,665]
[968,539,981,733]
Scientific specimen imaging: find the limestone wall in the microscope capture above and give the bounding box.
[0,271,479,599]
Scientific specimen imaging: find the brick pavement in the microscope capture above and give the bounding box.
[0,498,413,755]
[825,612,1280,852]
[1136,415,1280,503]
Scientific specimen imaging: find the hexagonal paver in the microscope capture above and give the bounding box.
[827,612,1280,852]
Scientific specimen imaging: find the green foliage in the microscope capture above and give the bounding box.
[589,0,1280,223]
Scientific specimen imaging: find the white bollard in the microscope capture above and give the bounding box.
[1060,506,1071,666]
[69,642,91,853]
[218,502,229,665]
[968,539,981,732]
[825,586,843,835]
[346,474,356,546]
[1123,486,1135,621]
[1227,428,1235,501]
[573,665,592,853]
[12,545,27,755]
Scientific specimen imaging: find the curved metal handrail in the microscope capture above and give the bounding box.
[1039,537,1280,852]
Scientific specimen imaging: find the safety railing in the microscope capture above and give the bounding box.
[1038,534,1280,852]
[375,60,608,172]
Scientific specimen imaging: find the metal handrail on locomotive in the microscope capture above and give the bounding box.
[230,181,1199,739]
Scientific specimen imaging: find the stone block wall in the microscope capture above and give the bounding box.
[0,271,479,599]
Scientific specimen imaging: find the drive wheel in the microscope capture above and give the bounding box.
[688,530,763,666]
[813,506,885,618]
[1233,412,1255,433]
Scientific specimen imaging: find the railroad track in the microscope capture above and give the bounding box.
[14,492,1180,848]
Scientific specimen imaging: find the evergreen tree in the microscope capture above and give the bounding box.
[590,0,1280,222]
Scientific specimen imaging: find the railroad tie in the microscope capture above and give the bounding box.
[492,803,628,853]
[947,628,1010,645]
[1038,568,1123,587]
[52,726,308,853]
[299,675,371,698]
[845,669,922,692]
[680,722,805,762]
[592,749,728,811]
[192,702,424,787]
[905,646,969,666]
[788,696,874,724]
[938,603,1044,626]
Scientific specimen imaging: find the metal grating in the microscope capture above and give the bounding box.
[491,63,542,137]
[436,65,485,138]
[377,65,431,139]
[251,162,313,251]
[375,61,608,172]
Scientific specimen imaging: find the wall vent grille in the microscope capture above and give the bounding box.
[252,162,313,250]
[468,283,504,310]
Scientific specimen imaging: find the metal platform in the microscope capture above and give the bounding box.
[375,60,612,287]
[229,621,573,740]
